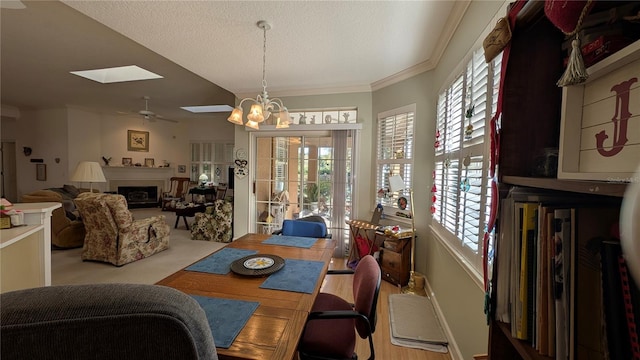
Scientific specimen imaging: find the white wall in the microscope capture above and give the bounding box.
[13,108,69,196]
[97,113,190,175]
[188,113,235,142]
[2,106,232,198]
[68,107,102,188]
[424,2,506,358]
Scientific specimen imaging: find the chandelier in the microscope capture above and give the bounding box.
[227,20,290,130]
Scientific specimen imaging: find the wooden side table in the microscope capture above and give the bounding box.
[377,233,412,286]
[174,204,206,230]
[188,187,216,203]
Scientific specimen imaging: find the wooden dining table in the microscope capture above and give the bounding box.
[156,233,336,360]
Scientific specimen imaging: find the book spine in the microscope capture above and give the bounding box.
[517,203,537,340]
[554,209,571,360]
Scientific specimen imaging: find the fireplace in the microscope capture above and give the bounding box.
[118,186,158,208]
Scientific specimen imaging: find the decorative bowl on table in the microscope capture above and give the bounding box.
[230,254,285,277]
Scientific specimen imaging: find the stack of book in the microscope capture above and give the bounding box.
[493,187,640,359]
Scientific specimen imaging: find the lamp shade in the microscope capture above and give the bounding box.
[245,120,260,130]
[227,107,244,125]
[70,161,106,183]
[247,104,264,123]
[389,175,406,193]
[275,109,290,129]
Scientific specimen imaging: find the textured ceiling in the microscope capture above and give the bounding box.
[1,0,469,122]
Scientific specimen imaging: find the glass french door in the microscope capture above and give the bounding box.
[254,130,356,257]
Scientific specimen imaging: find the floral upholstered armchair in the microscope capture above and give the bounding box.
[190,200,233,243]
[74,193,170,266]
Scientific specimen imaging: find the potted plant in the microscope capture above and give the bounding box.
[304,183,319,210]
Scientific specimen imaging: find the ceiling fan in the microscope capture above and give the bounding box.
[121,96,178,123]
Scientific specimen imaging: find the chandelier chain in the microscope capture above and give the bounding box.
[227,20,289,129]
[262,24,267,91]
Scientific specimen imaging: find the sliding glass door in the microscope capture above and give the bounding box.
[254,130,356,256]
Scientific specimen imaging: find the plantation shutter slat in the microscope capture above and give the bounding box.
[376,107,415,210]
[433,48,502,274]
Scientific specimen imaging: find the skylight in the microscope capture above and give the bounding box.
[70,65,163,84]
[181,105,234,113]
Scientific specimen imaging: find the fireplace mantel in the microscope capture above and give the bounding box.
[102,166,176,193]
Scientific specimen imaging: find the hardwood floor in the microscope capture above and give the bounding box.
[319,257,452,360]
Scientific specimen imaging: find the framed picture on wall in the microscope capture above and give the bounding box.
[144,158,155,167]
[178,165,186,173]
[127,130,149,152]
[122,157,132,166]
[36,163,46,181]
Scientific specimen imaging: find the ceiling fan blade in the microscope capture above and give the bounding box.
[156,114,179,123]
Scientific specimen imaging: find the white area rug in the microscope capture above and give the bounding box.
[388,293,449,353]
[52,208,226,285]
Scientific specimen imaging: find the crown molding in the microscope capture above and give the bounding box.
[371,0,471,92]
[236,83,372,100]
[370,59,437,91]
[1,104,21,119]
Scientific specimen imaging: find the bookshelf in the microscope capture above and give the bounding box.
[488,2,637,359]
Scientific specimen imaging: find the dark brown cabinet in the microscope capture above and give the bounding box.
[377,233,411,286]
[488,2,636,359]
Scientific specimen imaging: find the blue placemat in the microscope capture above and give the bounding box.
[186,248,257,275]
[260,259,325,293]
[191,295,259,348]
[262,235,318,248]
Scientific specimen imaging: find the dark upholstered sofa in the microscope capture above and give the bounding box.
[0,284,218,360]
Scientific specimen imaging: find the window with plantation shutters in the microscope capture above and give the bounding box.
[190,142,233,185]
[376,104,415,215]
[432,47,501,276]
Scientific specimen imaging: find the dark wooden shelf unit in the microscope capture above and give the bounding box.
[488,1,636,359]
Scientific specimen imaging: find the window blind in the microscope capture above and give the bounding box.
[433,47,501,274]
[376,105,415,209]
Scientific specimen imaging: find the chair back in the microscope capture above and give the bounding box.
[215,185,227,200]
[168,177,191,198]
[0,284,218,360]
[352,255,381,338]
[74,193,120,237]
[281,219,327,238]
[297,215,326,224]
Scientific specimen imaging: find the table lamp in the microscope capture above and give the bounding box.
[70,161,106,192]
[199,173,208,187]
[389,174,425,296]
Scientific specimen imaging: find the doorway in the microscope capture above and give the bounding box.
[1,142,17,202]
[254,130,356,256]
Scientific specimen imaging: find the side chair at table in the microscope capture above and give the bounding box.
[161,177,191,211]
[273,215,332,239]
[298,255,381,360]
